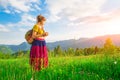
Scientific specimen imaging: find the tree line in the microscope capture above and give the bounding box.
[0,38,120,59]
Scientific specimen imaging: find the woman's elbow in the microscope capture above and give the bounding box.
[32,34,36,39]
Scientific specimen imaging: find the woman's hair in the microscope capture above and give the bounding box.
[37,15,46,25]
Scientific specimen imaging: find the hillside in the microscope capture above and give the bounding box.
[0,45,13,54]
[47,34,120,49]
[0,34,120,53]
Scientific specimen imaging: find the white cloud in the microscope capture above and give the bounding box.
[2,13,36,32]
[17,13,35,27]
[67,22,81,27]
[34,4,41,11]
[4,9,11,14]
[0,24,10,32]
[47,15,61,22]
[19,28,27,32]
[18,14,36,27]
[9,0,30,12]
[0,38,25,45]
[0,0,41,13]
[79,9,120,24]
[0,0,9,8]
[0,30,26,45]
[14,9,21,13]
[46,0,107,22]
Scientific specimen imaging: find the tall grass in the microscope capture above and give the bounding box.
[0,53,120,80]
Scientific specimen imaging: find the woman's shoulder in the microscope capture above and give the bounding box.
[33,24,39,29]
[32,24,39,32]
[33,24,38,27]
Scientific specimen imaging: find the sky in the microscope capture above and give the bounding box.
[0,0,120,45]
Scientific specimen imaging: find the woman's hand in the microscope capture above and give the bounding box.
[32,30,48,38]
[32,31,42,38]
[43,32,49,37]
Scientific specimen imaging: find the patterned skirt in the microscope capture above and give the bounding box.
[30,38,48,71]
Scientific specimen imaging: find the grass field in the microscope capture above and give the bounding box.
[0,53,120,80]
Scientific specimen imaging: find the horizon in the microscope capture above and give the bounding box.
[0,33,120,45]
[0,0,120,45]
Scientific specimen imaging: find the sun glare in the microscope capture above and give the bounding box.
[104,17,120,34]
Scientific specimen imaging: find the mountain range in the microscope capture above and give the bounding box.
[0,34,120,53]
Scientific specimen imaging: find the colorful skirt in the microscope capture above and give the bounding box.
[30,38,48,71]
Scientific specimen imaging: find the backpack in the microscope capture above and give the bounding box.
[25,29,34,44]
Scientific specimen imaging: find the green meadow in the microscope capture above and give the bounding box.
[0,53,120,80]
[0,0,120,80]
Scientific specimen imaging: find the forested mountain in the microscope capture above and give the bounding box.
[0,34,120,53]
[0,45,13,54]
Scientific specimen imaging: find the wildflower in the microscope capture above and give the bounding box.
[31,76,33,80]
[114,61,117,64]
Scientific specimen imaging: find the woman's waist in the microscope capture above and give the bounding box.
[35,37,45,40]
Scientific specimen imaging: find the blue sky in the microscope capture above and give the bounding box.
[0,0,120,45]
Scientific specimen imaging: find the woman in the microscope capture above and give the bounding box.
[30,15,49,71]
